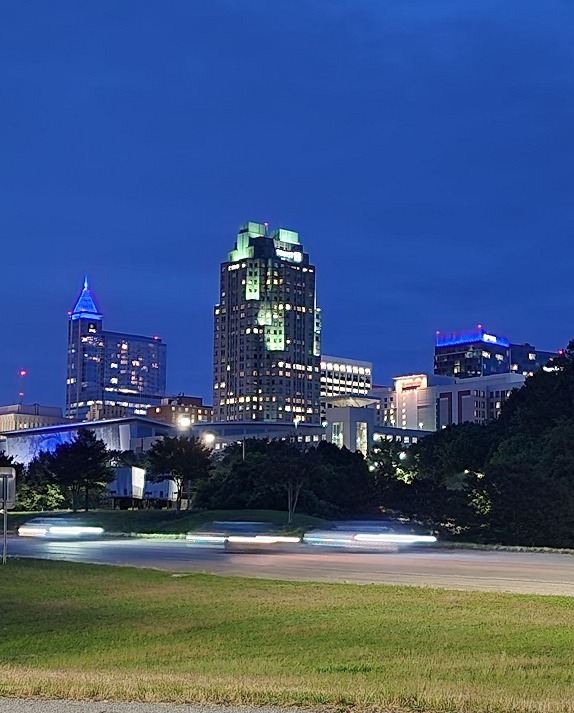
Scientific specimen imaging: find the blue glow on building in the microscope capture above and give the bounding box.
[70,276,102,321]
[436,329,510,349]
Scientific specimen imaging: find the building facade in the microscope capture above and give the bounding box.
[320,355,372,398]
[213,221,321,424]
[510,343,558,376]
[392,371,526,431]
[0,404,65,433]
[0,416,175,465]
[435,327,557,380]
[147,395,213,429]
[322,370,527,453]
[434,327,511,378]
[66,279,167,420]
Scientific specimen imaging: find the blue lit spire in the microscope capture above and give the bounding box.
[70,276,103,321]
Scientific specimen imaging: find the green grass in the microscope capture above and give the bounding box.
[1,560,573,712]
[7,508,328,534]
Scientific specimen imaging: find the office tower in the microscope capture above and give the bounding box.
[434,327,511,378]
[66,278,166,420]
[320,355,372,398]
[213,221,321,423]
[510,343,558,376]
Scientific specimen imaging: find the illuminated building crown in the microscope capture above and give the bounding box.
[70,276,102,321]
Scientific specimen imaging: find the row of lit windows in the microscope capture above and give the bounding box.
[223,403,315,414]
[321,362,371,375]
[321,376,371,383]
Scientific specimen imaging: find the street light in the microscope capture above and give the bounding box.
[293,415,302,443]
[203,432,216,446]
[177,415,192,430]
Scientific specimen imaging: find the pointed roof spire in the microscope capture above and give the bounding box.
[70,276,103,321]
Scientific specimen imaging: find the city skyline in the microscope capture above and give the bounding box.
[2,1,573,408]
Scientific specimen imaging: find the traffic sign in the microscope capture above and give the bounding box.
[0,466,15,565]
[0,467,16,510]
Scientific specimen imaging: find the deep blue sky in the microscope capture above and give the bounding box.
[2,0,574,408]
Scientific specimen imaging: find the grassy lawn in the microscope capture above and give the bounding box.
[7,508,327,534]
[1,560,573,712]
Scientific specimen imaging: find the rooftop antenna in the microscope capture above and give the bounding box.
[18,369,27,405]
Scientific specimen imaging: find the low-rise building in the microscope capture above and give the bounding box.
[0,404,66,433]
[392,371,526,430]
[147,395,213,429]
[191,420,324,452]
[322,370,527,453]
[0,416,176,465]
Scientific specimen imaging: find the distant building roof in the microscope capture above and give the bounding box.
[436,327,509,349]
[0,415,176,437]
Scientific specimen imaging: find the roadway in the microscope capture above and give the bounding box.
[8,536,574,595]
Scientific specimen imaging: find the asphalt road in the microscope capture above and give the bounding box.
[7,535,574,595]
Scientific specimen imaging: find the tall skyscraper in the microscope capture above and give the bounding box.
[66,278,167,420]
[213,221,321,423]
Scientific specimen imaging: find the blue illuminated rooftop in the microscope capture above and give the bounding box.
[70,276,102,321]
[436,328,510,349]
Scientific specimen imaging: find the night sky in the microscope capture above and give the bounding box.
[2,1,574,409]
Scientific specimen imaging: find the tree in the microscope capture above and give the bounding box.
[311,442,376,515]
[147,435,211,510]
[259,441,312,525]
[197,440,336,522]
[33,428,114,511]
[17,458,65,511]
[484,420,574,547]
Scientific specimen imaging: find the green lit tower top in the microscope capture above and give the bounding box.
[214,221,321,423]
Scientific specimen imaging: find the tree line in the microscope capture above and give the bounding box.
[376,342,574,548]
[5,428,374,521]
[4,342,574,546]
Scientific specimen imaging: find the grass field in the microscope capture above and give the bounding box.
[1,560,573,713]
[7,508,328,534]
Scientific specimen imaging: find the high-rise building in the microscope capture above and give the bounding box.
[434,327,558,380]
[434,327,511,378]
[510,343,558,376]
[66,278,166,420]
[213,221,321,423]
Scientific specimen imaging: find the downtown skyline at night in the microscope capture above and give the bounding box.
[3,8,574,712]
[2,1,573,409]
